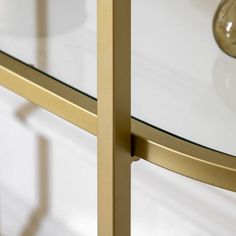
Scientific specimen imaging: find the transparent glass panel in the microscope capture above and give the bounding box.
[0,0,236,155]
[0,0,97,97]
[131,0,236,156]
[0,87,97,236]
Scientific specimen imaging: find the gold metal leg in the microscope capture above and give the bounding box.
[98,0,131,235]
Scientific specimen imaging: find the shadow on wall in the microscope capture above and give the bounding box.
[11,1,52,233]
[14,103,49,236]
[21,136,49,236]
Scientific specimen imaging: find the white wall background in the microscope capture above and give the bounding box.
[1,87,236,236]
[1,0,236,235]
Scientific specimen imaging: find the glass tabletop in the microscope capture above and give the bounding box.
[1,0,236,156]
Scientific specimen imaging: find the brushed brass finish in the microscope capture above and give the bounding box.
[97,0,131,235]
[213,0,236,58]
[0,52,97,135]
[1,1,236,235]
[1,51,236,193]
[132,119,236,192]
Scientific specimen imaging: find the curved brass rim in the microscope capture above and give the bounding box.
[0,51,236,192]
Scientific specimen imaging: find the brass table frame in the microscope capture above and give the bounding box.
[1,0,236,235]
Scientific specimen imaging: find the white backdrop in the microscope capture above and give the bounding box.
[1,0,236,235]
[0,87,236,236]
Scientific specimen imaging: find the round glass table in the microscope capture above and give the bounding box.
[0,0,236,235]
[1,0,235,183]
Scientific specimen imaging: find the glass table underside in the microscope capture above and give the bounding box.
[1,0,236,156]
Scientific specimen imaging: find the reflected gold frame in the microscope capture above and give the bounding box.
[1,0,236,235]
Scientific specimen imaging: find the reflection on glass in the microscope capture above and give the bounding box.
[0,0,96,97]
[213,0,236,58]
[0,0,86,37]
[213,53,236,113]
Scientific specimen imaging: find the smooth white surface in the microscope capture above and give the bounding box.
[1,1,236,235]
[1,87,236,236]
[0,0,236,155]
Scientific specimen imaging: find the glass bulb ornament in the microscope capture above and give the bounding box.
[213,0,236,58]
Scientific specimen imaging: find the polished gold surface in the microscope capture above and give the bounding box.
[132,119,236,192]
[2,1,236,235]
[1,51,236,193]
[97,0,131,235]
[0,52,97,135]
[1,49,236,192]
[213,0,236,58]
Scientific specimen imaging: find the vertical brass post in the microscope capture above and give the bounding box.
[98,0,131,235]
